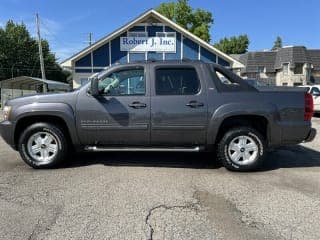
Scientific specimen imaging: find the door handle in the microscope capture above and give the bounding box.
[129,101,147,109]
[186,101,204,108]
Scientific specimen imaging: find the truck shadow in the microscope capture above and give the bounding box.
[260,145,320,171]
[65,145,320,171]
[66,152,220,169]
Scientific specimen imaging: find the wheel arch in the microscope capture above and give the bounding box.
[214,115,269,144]
[207,103,277,146]
[13,103,80,149]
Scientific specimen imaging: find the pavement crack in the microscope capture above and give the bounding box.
[145,200,200,240]
[27,205,63,240]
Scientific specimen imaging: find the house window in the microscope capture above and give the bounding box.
[283,63,289,75]
[156,32,176,38]
[257,66,265,73]
[294,63,304,74]
[127,32,147,37]
[282,82,288,86]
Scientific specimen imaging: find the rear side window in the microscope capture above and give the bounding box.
[214,70,239,86]
[155,68,200,95]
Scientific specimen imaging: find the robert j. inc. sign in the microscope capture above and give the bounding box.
[120,37,176,52]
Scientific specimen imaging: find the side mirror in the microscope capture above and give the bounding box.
[90,77,99,97]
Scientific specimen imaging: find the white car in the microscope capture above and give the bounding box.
[299,85,320,113]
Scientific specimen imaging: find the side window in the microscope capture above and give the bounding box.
[98,68,145,96]
[155,68,200,95]
[214,70,239,85]
[311,87,320,95]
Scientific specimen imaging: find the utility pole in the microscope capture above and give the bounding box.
[36,13,46,80]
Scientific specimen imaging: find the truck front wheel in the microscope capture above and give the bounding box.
[217,127,266,171]
[18,123,67,169]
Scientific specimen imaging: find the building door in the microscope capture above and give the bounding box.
[150,65,208,146]
[75,65,150,146]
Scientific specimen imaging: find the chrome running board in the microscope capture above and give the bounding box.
[84,146,202,152]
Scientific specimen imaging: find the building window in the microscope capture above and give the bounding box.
[294,63,304,74]
[257,66,265,73]
[80,78,89,86]
[156,32,176,38]
[282,82,288,86]
[155,67,200,95]
[127,32,147,37]
[283,63,289,75]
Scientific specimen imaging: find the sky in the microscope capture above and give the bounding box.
[0,0,319,62]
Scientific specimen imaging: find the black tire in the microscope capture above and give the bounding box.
[217,127,266,171]
[18,123,67,169]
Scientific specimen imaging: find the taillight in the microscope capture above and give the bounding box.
[304,93,314,121]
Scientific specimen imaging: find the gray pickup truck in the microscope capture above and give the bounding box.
[0,61,316,171]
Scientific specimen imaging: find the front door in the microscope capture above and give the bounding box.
[76,65,150,146]
[150,65,208,146]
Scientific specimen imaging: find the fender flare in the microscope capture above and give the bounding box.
[12,103,80,146]
[207,102,279,145]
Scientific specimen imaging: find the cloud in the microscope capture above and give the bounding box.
[21,17,62,41]
[40,17,62,37]
[1,14,89,62]
[64,11,94,25]
[54,44,87,62]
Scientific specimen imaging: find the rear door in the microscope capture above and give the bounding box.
[150,64,208,146]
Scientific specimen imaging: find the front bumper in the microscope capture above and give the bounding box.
[0,120,16,150]
[304,128,317,142]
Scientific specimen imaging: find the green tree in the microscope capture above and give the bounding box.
[0,20,68,82]
[156,0,213,42]
[214,35,249,54]
[272,36,282,50]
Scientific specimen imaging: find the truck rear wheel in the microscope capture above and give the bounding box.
[217,127,266,171]
[18,123,67,169]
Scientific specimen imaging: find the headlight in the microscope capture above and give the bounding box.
[3,106,12,121]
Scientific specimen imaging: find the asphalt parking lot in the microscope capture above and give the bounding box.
[0,117,319,240]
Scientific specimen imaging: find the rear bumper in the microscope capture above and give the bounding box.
[304,128,317,142]
[269,120,315,146]
[0,120,16,150]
